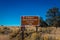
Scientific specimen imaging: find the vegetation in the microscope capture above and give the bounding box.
[40,17,48,27]
[46,7,60,27]
[0,26,60,40]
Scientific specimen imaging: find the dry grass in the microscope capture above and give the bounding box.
[0,26,60,40]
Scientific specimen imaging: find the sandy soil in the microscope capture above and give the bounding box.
[0,35,9,40]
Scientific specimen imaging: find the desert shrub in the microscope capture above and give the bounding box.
[46,27,53,34]
[38,27,42,32]
[0,28,5,34]
[2,27,12,34]
[26,32,42,40]
[48,36,56,40]
[9,30,19,38]
[41,28,47,33]
[43,34,49,40]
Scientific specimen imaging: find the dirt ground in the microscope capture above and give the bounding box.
[0,34,9,40]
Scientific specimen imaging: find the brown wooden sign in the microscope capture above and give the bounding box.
[21,16,40,26]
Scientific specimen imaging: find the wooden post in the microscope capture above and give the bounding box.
[22,30,24,40]
[36,26,38,32]
[21,26,25,40]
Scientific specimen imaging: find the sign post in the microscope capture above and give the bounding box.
[21,16,40,40]
[21,25,25,40]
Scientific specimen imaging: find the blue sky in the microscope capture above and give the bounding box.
[0,0,60,26]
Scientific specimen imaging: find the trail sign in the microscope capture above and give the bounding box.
[21,16,40,26]
[21,16,40,40]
